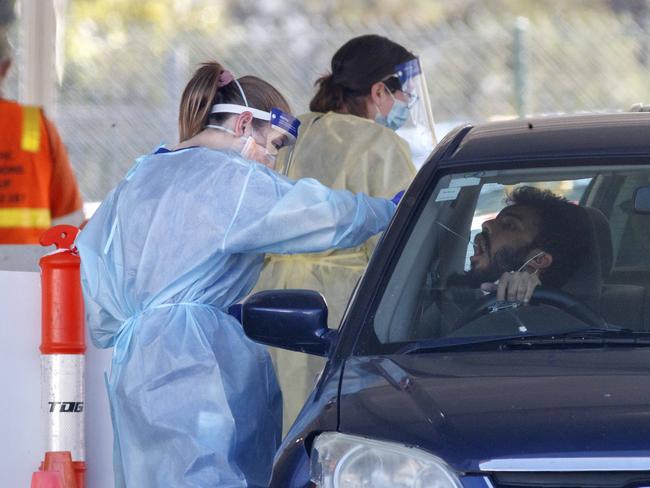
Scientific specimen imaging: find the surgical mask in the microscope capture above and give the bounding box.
[240,135,274,167]
[207,124,275,168]
[208,78,299,170]
[375,90,410,131]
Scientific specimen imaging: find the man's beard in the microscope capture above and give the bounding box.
[449,244,534,288]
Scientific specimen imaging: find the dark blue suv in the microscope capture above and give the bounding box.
[244,114,650,488]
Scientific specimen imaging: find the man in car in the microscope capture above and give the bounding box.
[458,185,591,302]
[427,186,592,335]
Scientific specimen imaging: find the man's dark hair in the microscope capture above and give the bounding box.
[507,186,590,288]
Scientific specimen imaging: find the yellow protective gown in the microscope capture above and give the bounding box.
[255,111,417,430]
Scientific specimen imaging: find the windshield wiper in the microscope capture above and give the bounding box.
[399,327,650,354]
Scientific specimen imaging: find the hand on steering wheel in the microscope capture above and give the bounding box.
[480,270,541,303]
[455,286,606,330]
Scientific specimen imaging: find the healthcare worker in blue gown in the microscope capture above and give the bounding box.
[76,61,398,488]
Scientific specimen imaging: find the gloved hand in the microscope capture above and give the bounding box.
[391,190,405,205]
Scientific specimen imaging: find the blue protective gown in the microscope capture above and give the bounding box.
[76,146,396,487]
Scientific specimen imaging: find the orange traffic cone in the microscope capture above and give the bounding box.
[39,227,85,488]
[42,451,77,488]
[31,470,63,488]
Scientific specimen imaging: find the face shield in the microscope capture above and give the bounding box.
[391,58,437,168]
[211,92,299,169]
[266,108,300,166]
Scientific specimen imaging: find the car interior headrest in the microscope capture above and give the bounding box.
[561,206,612,303]
[584,206,613,278]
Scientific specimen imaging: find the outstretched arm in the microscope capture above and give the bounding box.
[221,165,397,255]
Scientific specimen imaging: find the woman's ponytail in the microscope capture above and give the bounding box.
[178,62,291,142]
[309,73,346,113]
[178,62,225,142]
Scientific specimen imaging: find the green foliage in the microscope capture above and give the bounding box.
[54,0,650,200]
[63,0,228,102]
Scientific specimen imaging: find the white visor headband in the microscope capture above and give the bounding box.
[211,78,271,121]
[210,103,271,121]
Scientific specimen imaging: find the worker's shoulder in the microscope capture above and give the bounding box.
[306,111,375,131]
[302,111,405,145]
[148,146,259,178]
[0,98,44,112]
[0,100,50,131]
[0,98,30,114]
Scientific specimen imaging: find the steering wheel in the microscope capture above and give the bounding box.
[454,286,606,330]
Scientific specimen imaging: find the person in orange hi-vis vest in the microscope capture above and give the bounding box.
[0,28,82,244]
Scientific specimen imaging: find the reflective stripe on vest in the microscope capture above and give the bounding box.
[21,105,42,153]
[0,208,51,228]
[0,101,53,243]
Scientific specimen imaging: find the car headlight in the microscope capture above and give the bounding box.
[310,432,462,488]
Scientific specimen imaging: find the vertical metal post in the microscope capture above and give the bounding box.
[19,0,57,114]
[165,44,189,142]
[639,0,650,68]
[513,16,530,118]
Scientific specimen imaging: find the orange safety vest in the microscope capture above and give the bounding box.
[0,100,53,244]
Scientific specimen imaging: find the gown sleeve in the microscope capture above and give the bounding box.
[221,164,396,255]
[76,185,128,348]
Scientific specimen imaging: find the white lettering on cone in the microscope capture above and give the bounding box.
[0,270,114,487]
[42,354,85,459]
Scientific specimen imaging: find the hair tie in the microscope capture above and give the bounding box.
[218,70,235,87]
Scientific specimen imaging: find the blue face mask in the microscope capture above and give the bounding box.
[374,90,410,131]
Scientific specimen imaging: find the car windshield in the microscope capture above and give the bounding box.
[359,164,650,354]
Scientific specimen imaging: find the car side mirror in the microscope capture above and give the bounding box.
[240,290,336,357]
[634,186,650,214]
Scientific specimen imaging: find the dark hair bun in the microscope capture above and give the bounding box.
[310,73,345,113]
[309,34,415,116]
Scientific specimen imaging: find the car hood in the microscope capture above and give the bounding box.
[339,349,650,472]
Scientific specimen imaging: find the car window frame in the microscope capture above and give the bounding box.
[343,155,650,358]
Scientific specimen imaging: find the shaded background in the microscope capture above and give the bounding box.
[5,0,650,202]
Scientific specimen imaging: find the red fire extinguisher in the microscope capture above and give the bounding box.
[38,225,86,488]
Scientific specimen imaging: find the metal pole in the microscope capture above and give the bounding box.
[19,0,57,114]
[640,0,650,68]
[513,16,530,118]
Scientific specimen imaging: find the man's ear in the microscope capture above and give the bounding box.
[529,251,553,271]
[233,111,254,136]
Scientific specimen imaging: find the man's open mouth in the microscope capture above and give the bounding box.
[472,232,489,258]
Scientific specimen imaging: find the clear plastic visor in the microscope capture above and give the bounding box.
[211,104,300,154]
[387,58,438,167]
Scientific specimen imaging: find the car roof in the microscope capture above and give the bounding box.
[443,113,650,163]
